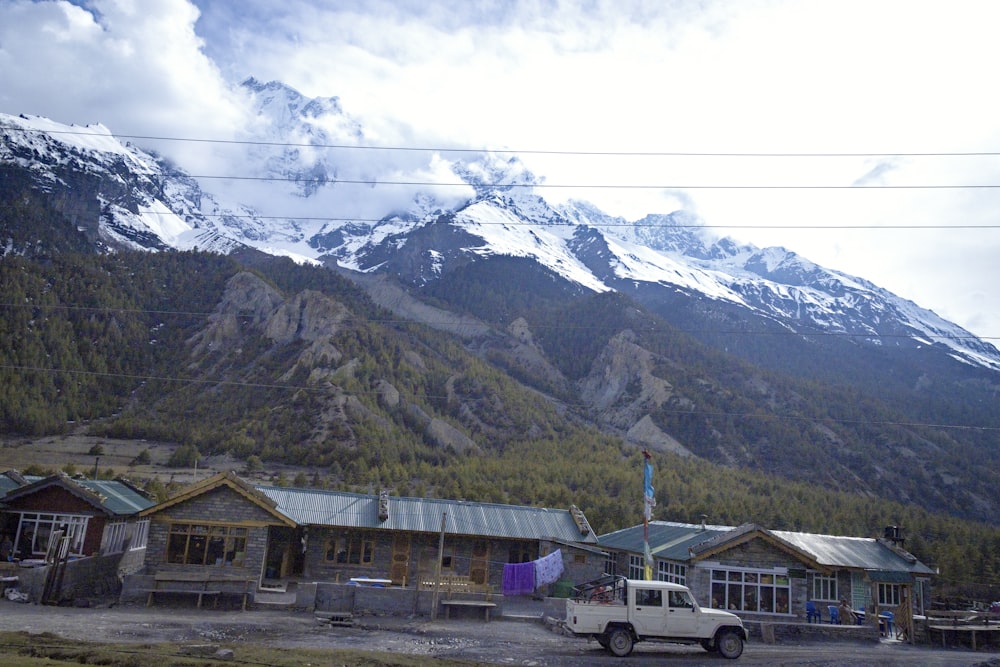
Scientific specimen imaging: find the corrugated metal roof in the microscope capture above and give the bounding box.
[771,530,936,576]
[75,479,155,515]
[1,474,153,516]
[0,473,41,498]
[257,486,597,543]
[599,521,935,577]
[598,521,734,560]
[0,477,22,498]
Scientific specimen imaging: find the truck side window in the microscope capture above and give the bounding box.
[636,589,662,607]
[669,591,694,608]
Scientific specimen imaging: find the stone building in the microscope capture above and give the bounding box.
[137,472,295,577]
[133,471,603,604]
[599,520,935,629]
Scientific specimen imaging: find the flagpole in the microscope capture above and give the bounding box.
[642,449,655,581]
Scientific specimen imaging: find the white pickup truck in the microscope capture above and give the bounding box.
[564,575,747,659]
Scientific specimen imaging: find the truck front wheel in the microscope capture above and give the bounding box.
[607,628,634,657]
[716,629,744,659]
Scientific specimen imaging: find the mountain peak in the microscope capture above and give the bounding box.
[3,96,999,373]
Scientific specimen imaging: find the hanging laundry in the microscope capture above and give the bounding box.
[502,560,536,596]
[534,548,565,588]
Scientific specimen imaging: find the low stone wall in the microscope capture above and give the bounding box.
[310,582,505,618]
[743,620,880,643]
[11,553,127,605]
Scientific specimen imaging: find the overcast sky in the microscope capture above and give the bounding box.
[2,0,1000,341]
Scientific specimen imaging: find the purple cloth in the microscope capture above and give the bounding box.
[502,561,536,596]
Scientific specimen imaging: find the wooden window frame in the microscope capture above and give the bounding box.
[166,522,248,566]
[325,531,376,566]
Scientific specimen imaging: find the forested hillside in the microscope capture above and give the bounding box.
[1,250,998,600]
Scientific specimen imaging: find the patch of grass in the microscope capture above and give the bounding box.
[0,632,491,667]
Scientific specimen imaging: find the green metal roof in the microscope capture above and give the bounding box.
[771,530,936,576]
[257,486,598,543]
[1,474,153,516]
[598,520,734,561]
[74,479,155,515]
[600,521,935,578]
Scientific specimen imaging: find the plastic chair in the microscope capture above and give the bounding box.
[806,600,822,623]
[828,605,840,624]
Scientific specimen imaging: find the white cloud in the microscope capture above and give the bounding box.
[2,0,999,339]
[0,0,250,167]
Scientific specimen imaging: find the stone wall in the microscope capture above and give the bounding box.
[747,620,880,643]
[12,552,134,605]
[310,581,506,618]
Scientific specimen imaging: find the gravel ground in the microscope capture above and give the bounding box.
[0,598,994,666]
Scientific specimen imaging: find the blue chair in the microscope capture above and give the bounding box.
[806,600,822,623]
[828,605,840,624]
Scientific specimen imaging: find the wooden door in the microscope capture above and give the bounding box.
[470,540,489,585]
[390,533,411,585]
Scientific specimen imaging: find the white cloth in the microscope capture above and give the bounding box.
[534,548,564,588]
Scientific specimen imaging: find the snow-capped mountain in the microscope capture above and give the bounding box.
[2,78,999,376]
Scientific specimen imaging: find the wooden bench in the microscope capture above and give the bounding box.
[145,571,254,610]
[440,599,498,622]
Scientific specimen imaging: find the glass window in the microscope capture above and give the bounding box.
[657,561,687,585]
[878,583,901,606]
[669,590,694,608]
[709,567,792,614]
[167,523,247,566]
[324,531,375,566]
[628,554,645,580]
[813,572,838,601]
[101,520,128,554]
[16,513,89,558]
[636,588,662,606]
[128,519,149,551]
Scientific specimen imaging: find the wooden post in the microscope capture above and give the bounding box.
[431,513,446,620]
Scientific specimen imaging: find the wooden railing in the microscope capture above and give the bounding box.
[419,574,492,599]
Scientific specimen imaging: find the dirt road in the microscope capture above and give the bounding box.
[0,599,992,666]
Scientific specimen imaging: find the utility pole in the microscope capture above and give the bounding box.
[431,512,446,620]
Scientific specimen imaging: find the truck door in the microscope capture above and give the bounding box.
[631,587,666,636]
[666,589,698,635]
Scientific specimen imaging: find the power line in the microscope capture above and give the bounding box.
[187,173,1000,189]
[5,203,999,229]
[7,126,1000,158]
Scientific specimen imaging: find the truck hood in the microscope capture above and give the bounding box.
[699,607,744,626]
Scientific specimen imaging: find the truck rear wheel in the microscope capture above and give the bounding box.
[716,629,744,659]
[607,628,634,657]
